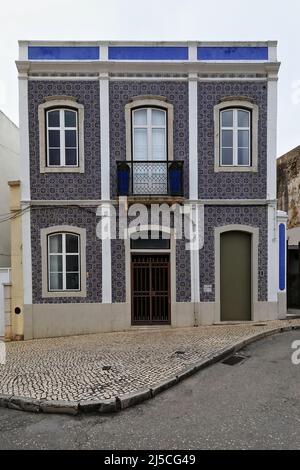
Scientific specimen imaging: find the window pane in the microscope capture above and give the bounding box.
[134,128,148,160]
[64,110,77,127]
[65,130,77,148]
[49,255,63,272]
[238,130,249,148]
[48,130,60,147]
[222,130,233,147]
[65,149,77,166]
[66,234,79,253]
[238,110,250,127]
[66,273,79,290]
[152,109,165,126]
[221,148,233,165]
[48,110,60,127]
[238,148,250,165]
[48,149,60,165]
[66,255,79,272]
[152,128,166,160]
[49,273,63,290]
[221,110,233,127]
[133,109,147,126]
[49,234,62,253]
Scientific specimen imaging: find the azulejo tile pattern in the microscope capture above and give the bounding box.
[111,209,191,303]
[109,81,189,198]
[176,239,191,302]
[28,80,101,200]
[31,206,102,303]
[198,81,267,199]
[200,205,268,302]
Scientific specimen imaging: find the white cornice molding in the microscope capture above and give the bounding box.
[19,40,277,47]
[16,60,280,78]
[24,199,277,206]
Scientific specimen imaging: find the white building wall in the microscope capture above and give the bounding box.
[0,111,20,267]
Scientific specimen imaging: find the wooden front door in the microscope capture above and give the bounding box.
[220,231,252,321]
[131,254,170,325]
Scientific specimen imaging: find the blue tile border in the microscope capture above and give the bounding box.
[197,47,268,61]
[279,223,286,291]
[108,46,188,60]
[28,46,100,60]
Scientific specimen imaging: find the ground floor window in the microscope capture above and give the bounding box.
[41,225,86,298]
[48,233,80,291]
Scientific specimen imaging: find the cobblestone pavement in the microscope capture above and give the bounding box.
[0,320,300,402]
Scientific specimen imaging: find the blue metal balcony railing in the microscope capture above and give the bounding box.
[117,161,184,197]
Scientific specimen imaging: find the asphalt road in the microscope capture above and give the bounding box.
[0,330,299,450]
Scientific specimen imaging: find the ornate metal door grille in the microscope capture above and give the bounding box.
[131,254,170,324]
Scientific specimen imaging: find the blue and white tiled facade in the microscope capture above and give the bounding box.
[17,40,287,339]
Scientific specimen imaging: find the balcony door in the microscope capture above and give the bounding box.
[132,108,167,194]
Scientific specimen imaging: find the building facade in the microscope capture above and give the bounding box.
[0,111,19,267]
[16,41,286,339]
[0,111,19,339]
[277,145,300,312]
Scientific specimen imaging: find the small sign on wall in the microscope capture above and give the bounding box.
[203,284,212,293]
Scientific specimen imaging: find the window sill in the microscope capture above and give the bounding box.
[214,165,258,173]
[40,166,84,174]
[42,290,86,298]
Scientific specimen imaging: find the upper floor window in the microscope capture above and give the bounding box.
[132,108,167,161]
[46,108,78,167]
[220,108,251,167]
[38,96,84,174]
[214,99,258,173]
[125,96,174,162]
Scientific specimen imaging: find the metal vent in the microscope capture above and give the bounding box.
[222,354,247,366]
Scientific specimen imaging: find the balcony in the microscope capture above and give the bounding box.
[117,161,184,199]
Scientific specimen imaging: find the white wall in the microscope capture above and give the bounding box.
[0,268,11,337]
[0,111,20,267]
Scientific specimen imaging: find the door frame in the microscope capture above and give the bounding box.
[131,253,171,325]
[214,225,259,322]
[125,225,176,326]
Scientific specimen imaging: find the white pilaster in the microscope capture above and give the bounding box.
[188,44,197,62]
[99,72,112,303]
[188,73,200,303]
[19,73,32,304]
[267,74,278,200]
[268,203,278,302]
[100,44,108,61]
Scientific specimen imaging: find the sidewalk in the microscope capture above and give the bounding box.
[0,319,299,414]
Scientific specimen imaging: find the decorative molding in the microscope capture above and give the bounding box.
[125,97,174,162]
[214,224,259,321]
[23,198,277,206]
[214,99,259,173]
[40,225,87,298]
[38,98,85,174]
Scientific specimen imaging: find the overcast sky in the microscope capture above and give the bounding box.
[0,0,299,156]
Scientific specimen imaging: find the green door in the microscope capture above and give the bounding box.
[220,231,251,321]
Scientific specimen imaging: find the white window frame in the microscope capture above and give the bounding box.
[125,96,174,162]
[132,107,167,161]
[48,232,80,292]
[41,225,86,298]
[38,96,85,174]
[46,108,79,168]
[220,108,251,167]
[214,99,258,173]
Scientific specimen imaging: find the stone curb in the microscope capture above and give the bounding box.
[0,324,299,416]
